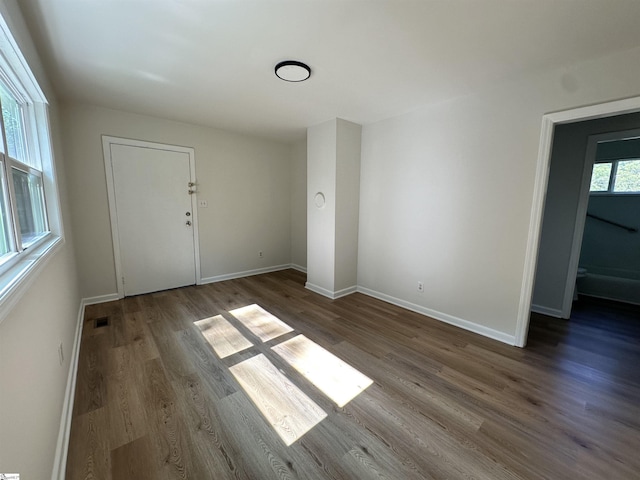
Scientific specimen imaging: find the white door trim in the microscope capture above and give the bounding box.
[515,96,640,347]
[102,136,201,298]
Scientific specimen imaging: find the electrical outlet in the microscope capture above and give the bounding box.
[259,251,263,258]
[417,281,424,293]
[58,342,64,365]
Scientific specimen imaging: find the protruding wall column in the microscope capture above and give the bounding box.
[306,118,361,298]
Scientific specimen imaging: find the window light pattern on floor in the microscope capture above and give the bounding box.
[229,303,293,342]
[197,303,372,446]
[272,335,373,407]
[194,314,253,358]
[229,353,327,446]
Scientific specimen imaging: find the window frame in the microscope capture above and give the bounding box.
[8,158,50,248]
[589,158,640,196]
[0,12,64,324]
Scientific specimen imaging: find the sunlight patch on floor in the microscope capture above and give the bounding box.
[229,304,293,342]
[229,353,327,446]
[195,314,253,358]
[272,335,373,407]
[200,304,372,444]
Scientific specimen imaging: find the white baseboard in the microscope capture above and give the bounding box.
[81,265,304,303]
[290,264,307,273]
[82,293,120,305]
[200,264,291,285]
[530,304,564,318]
[334,285,357,299]
[305,282,335,298]
[305,282,356,299]
[51,299,87,480]
[357,286,517,346]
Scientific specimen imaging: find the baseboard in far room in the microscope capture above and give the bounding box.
[531,304,564,318]
[357,286,517,346]
[578,273,640,306]
[200,264,292,285]
[305,282,357,299]
[50,298,88,480]
[579,292,640,307]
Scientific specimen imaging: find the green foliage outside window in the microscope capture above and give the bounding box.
[590,159,640,194]
[614,160,640,192]
[0,82,27,164]
[590,163,612,192]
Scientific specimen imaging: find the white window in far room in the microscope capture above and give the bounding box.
[589,159,640,194]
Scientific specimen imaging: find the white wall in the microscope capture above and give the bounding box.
[306,118,360,297]
[306,120,337,293]
[61,103,292,299]
[358,44,640,342]
[334,119,361,292]
[0,1,81,478]
[290,138,307,270]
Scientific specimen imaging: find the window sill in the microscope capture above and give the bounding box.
[0,234,64,325]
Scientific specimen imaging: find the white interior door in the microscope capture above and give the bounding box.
[108,141,198,296]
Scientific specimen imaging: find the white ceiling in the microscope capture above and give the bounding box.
[18,0,640,143]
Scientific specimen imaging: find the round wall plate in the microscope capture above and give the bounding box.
[314,192,326,208]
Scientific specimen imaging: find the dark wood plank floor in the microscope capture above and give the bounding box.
[66,270,640,479]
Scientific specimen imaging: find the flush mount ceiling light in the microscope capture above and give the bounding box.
[275,60,311,82]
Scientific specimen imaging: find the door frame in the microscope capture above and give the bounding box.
[102,136,201,299]
[515,95,640,347]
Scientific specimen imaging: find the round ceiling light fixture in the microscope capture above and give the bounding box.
[275,60,311,82]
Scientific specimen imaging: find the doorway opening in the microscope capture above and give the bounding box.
[515,96,640,347]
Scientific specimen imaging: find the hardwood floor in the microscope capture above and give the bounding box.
[66,270,640,479]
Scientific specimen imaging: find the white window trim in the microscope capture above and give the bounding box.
[0,12,65,325]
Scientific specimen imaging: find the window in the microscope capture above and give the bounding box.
[0,78,49,265]
[0,12,63,321]
[589,159,640,194]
